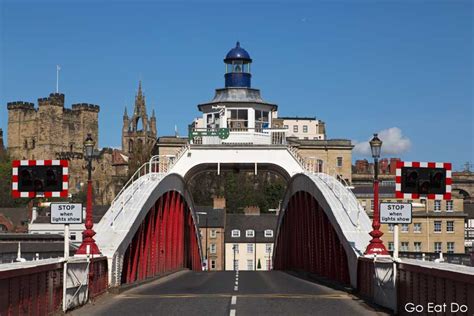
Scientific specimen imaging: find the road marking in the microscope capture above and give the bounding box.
[119,293,351,299]
[230,309,236,316]
[234,286,238,291]
[235,281,238,285]
[231,295,237,305]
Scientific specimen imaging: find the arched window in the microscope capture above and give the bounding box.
[128,139,134,153]
[317,159,324,173]
[70,143,73,152]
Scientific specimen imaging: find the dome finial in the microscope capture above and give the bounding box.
[236,41,240,48]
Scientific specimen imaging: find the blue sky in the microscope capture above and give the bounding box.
[1,0,472,170]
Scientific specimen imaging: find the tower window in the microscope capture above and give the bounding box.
[129,139,134,153]
[24,139,28,149]
[31,138,36,149]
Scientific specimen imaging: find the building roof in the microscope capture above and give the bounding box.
[0,234,78,254]
[196,208,226,228]
[224,42,252,62]
[224,214,278,243]
[0,207,30,228]
[352,184,396,197]
[197,88,278,110]
[278,116,317,121]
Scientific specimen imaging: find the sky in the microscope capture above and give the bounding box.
[0,0,472,170]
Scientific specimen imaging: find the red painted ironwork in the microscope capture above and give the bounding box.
[88,257,109,299]
[365,179,389,255]
[121,190,202,284]
[0,262,63,315]
[397,261,474,315]
[76,179,101,256]
[274,191,350,285]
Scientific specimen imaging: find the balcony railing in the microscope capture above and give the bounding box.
[189,127,287,145]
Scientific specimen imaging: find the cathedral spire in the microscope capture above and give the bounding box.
[138,80,143,97]
[152,109,155,118]
[124,106,128,118]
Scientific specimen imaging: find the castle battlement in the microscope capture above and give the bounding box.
[72,103,100,112]
[38,93,65,107]
[7,101,36,111]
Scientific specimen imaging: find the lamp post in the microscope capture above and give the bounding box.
[364,133,389,256]
[76,133,101,256]
[196,212,208,271]
[232,245,237,271]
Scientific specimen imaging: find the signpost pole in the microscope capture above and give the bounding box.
[393,224,399,260]
[63,223,69,312]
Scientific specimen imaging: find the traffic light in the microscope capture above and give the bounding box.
[12,160,68,198]
[17,165,63,192]
[400,167,446,195]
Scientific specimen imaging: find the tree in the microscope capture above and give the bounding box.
[257,258,262,270]
[0,151,29,207]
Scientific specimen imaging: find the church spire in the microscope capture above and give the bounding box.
[138,80,143,97]
[124,106,128,118]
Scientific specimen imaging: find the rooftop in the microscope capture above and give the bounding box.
[225,214,278,243]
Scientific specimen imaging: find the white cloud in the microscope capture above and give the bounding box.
[353,127,411,156]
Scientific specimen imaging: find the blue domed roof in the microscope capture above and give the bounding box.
[224,42,252,62]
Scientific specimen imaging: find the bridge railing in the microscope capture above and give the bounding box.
[189,127,287,145]
[111,145,190,208]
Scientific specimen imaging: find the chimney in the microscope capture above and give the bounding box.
[213,196,226,209]
[244,206,260,216]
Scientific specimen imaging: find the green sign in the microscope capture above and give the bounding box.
[189,128,230,140]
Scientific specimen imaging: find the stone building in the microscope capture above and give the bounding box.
[0,128,5,154]
[6,92,128,205]
[122,81,157,155]
[353,184,466,254]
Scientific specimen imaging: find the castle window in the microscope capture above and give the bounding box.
[24,139,28,149]
[129,140,134,153]
[31,138,36,149]
[70,144,73,152]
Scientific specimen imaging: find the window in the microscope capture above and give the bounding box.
[23,139,28,149]
[401,242,409,251]
[264,230,273,238]
[31,138,36,149]
[401,224,409,233]
[246,229,255,238]
[210,229,217,238]
[447,242,454,254]
[434,200,441,212]
[211,260,216,269]
[434,221,442,232]
[370,200,374,211]
[210,243,216,254]
[293,125,298,133]
[247,243,254,254]
[231,229,240,237]
[414,223,422,233]
[388,224,394,233]
[265,243,272,254]
[446,200,453,212]
[434,242,442,253]
[247,259,254,270]
[447,221,454,232]
[303,125,308,133]
[337,157,343,168]
[266,259,271,270]
[70,233,76,241]
[284,125,289,129]
[388,242,394,251]
[414,242,422,252]
[232,244,239,254]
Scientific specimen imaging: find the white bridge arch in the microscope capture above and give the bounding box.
[94,144,371,287]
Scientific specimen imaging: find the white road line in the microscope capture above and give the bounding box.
[231,296,237,305]
[234,286,238,291]
[230,309,236,316]
[235,281,238,285]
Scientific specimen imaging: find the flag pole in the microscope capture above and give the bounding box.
[56,65,61,93]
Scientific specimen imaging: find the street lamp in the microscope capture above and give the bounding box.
[364,133,389,256]
[76,133,101,256]
[196,211,208,271]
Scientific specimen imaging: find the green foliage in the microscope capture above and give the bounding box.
[188,170,286,213]
[0,152,29,207]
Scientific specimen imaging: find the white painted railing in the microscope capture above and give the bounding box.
[287,145,363,229]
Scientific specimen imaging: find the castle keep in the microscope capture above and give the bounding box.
[7,93,99,161]
[6,92,128,205]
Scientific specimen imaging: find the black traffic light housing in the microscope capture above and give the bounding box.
[17,165,63,193]
[401,167,446,195]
